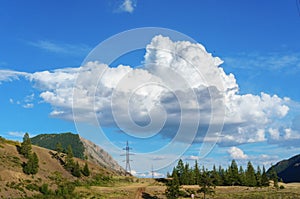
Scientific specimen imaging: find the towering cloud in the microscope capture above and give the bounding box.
[1,35,297,147]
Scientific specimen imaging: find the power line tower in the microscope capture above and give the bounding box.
[121,141,133,175]
[151,165,154,178]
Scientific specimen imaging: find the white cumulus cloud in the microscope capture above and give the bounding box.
[228,146,248,160]
[0,35,297,147]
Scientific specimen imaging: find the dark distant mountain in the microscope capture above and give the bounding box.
[267,154,300,183]
[31,132,85,159]
[31,132,126,175]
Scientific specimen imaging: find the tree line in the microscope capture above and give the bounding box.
[166,159,279,199]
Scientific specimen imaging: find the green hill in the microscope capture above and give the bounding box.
[267,154,300,183]
[31,132,85,159]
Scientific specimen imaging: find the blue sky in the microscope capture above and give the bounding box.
[1,0,300,177]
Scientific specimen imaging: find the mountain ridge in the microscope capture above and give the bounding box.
[267,154,300,183]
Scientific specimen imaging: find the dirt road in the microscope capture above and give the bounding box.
[134,186,146,199]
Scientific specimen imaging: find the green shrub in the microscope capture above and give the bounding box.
[55,182,75,196]
[26,183,39,191]
[39,183,50,195]
[279,185,285,189]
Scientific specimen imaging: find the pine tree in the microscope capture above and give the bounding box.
[198,167,215,199]
[238,166,246,186]
[65,145,75,172]
[211,165,221,186]
[261,166,269,187]
[194,160,201,185]
[189,167,195,185]
[269,166,279,188]
[20,133,32,158]
[222,168,230,186]
[176,159,185,185]
[165,172,180,199]
[82,162,90,176]
[56,142,63,155]
[23,152,39,175]
[171,167,178,178]
[245,161,257,187]
[72,161,81,177]
[181,162,190,185]
[218,166,225,185]
[256,166,262,187]
[229,160,239,185]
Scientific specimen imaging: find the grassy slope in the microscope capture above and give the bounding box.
[0,140,115,198]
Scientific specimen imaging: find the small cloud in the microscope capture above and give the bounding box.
[131,170,165,178]
[9,98,14,104]
[151,156,166,161]
[224,51,300,73]
[28,40,91,56]
[8,131,25,138]
[184,155,199,161]
[227,146,248,160]
[24,93,34,103]
[118,0,136,13]
[23,103,34,109]
[50,110,64,116]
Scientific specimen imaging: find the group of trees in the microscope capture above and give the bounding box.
[166,159,279,199]
[56,143,90,177]
[19,133,39,175]
[19,133,90,178]
[169,159,274,187]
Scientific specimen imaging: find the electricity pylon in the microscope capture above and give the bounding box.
[121,141,133,175]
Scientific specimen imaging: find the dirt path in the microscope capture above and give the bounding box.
[134,186,146,199]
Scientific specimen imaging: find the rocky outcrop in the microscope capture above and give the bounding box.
[80,136,126,175]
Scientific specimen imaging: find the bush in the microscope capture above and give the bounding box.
[39,183,50,195]
[55,182,75,196]
[279,185,285,189]
[26,183,39,191]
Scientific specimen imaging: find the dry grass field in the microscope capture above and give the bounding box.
[74,180,300,199]
[1,140,300,199]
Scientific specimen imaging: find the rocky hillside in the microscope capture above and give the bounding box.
[80,136,126,175]
[31,132,126,175]
[267,154,300,183]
